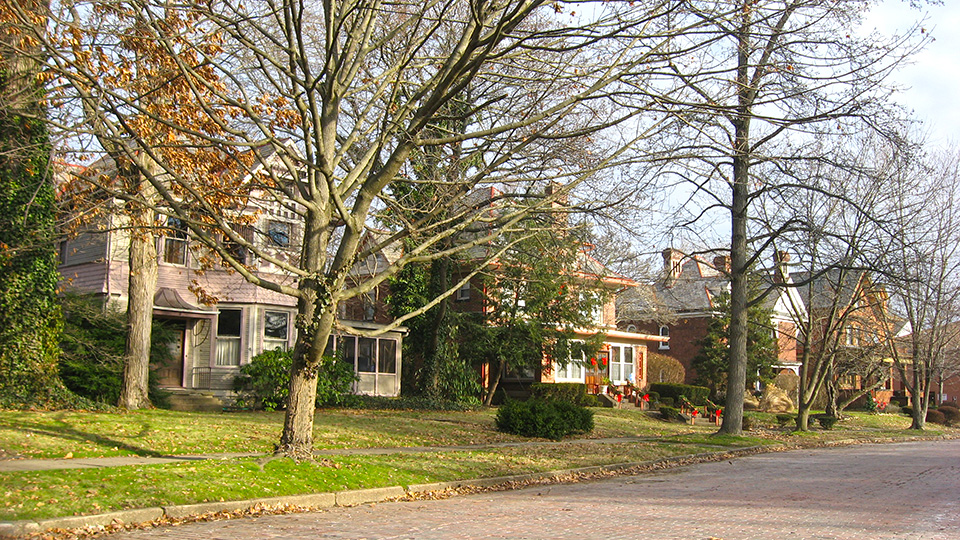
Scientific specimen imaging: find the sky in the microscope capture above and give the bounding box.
[865,1,960,149]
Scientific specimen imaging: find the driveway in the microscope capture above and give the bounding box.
[111,439,960,539]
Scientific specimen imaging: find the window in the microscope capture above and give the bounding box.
[659,326,670,349]
[378,339,397,374]
[331,334,398,375]
[456,281,471,301]
[224,225,253,265]
[267,220,291,247]
[610,344,635,384]
[554,342,585,381]
[625,324,637,333]
[362,292,376,321]
[216,308,242,366]
[357,337,376,372]
[263,311,289,351]
[163,217,188,265]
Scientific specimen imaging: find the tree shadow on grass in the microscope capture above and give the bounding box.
[0,413,166,458]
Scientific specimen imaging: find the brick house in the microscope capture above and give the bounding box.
[450,245,666,398]
[619,248,804,385]
[792,268,902,406]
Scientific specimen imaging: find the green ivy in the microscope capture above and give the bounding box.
[0,65,79,409]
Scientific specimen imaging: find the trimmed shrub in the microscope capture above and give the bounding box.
[776,413,795,427]
[902,406,913,417]
[659,406,680,421]
[495,399,594,440]
[530,382,595,406]
[649,383,711,405]
[817,415,838,430]
[659,396,675,408]
[926,409,947,426]
[884,402,901,415]
[938,405,960,425]
[741,414,755,431]
[645,391,660,404]
[344,395,479,411]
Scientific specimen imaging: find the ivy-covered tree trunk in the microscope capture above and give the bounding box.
[0,0,75,408]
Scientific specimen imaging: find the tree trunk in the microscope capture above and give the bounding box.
[719,3,751,436]
[118,205,157,409]
[483,358,505,406]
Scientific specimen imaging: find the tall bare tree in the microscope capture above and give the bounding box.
[636,0,924,434]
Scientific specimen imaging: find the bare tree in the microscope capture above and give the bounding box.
[881,148,960,429]
[20,0,686,457]
[634,0,924,434]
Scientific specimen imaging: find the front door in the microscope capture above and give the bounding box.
[154,319,186,387]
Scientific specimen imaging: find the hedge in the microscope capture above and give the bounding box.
[648,383,711,405]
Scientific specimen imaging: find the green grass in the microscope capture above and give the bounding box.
[0,441,719,521]
[1,406,954,522]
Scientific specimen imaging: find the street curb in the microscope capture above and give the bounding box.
[1,434,953,539]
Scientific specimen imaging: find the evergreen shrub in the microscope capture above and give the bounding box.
[926,409,947,426]
[233,349,357,410]
[817,415,838,430]
[937,405,960,425]
[649,383,710,405]
[659,406,680,421]
[495,399,594,440]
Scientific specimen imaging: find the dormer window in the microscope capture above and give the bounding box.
[659,325,670,349]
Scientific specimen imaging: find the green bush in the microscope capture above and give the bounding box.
[645,391,660,404]
[884,402,901,415]
[938,405,960,425]
[902,406,913,417]
[649,383,710,405]
[659,396,675,408]
[343,395,480,411]
[926,409,947,425]
[742,413,755,430]
[659,406,680,421]
[530,382,595,406]
[495,399,594,440]
[776,413,795,427]
[233,349,358,410]
[817,415,838,430]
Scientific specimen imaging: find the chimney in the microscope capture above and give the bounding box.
[544,181,569,230]
[663,248,683,284]
[774,251,791,283]
[713,255,731,274]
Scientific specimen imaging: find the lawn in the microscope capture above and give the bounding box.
[1,406,953,522]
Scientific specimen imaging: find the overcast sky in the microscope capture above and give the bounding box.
[865,1,959,149]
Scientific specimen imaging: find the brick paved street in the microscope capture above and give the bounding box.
[111,439,960,540]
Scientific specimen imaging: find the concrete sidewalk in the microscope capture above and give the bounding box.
[0,437,672,472]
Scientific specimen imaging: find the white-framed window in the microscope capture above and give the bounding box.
[263,310,290,351]
[554,342,585,382]
[659,325,670,349]
[456,281,471,301]
[609,344,635,384]
[162,217,188,265]
[332,334,399,375]
[215,308,242,366]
